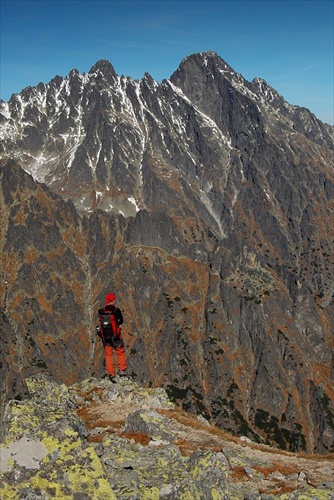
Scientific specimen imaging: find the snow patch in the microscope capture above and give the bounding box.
[26,153,58,183]
[128,196,140,212]
[200,188,225,237]
[0,103,10,119]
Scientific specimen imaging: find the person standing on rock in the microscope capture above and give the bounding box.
[97,293,127,382]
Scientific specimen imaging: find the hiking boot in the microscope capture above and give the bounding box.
[109,375,116,383]
[119,370,127,377]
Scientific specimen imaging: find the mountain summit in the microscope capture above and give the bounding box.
[0,52,333,454]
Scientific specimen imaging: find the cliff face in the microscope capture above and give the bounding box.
[1,51,333,454]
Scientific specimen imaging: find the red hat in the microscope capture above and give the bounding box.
[105,293,116,303]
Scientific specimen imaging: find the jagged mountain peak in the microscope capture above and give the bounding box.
[49,74,64,88]
[88,58,117,79]
[142,71,157,85]
[252,77,283,100]
[171,50,241,85]
[178,50,228,68]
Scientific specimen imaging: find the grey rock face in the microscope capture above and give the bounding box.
[0,51,333,454]
[125,409,177,443]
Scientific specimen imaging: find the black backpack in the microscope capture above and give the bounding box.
[98,305,120,341]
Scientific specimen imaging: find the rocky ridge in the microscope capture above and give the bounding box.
[0,51,333,455]
[1,373,333,499]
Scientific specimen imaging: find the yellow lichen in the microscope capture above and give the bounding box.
[1,443,117,500]
[291,491,333,500]
[178,489,201,500]
[41,433,60,453]
[143,487,160,499]
[0,482,20,499]
[212,488,224,500]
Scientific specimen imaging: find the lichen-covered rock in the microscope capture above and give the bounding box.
[159,450,230,499]
[0,374,116,499]
[1,373,333,499]
[1,374,88,444]
[25,372,73,409]
[188,450,230,490]
[125,409,177,443]
[100,434,188,497]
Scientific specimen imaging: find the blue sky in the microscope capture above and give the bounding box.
[1,0,333,124]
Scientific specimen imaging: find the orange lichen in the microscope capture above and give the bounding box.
[121,432,151,446]
[13,208,28,225]
[24,247,39,264]
[37,293,53,313]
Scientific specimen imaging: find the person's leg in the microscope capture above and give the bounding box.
[104,345,115,376]
[115,345,127,372]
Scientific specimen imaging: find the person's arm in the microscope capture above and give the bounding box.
[96,310,103,338]
[117,308,123,325]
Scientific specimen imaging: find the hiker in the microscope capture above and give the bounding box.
[97,293,127,382]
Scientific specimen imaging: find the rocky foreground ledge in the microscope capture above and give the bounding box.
[1,374,333,499]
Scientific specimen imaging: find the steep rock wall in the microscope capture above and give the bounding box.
[1,160,333,454]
